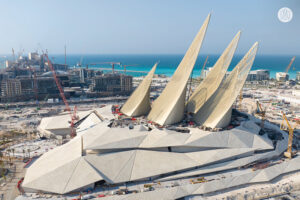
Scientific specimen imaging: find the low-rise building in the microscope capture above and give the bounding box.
[276,72,289,82]
[28,52,40,61]
[296,71,300,82]
[247,69,270,81]
[1,79,22,97]
[91,73,132,93]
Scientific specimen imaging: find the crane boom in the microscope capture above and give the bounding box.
[43,53,77,137]
[43,54,71,112]
[285,56,296,73]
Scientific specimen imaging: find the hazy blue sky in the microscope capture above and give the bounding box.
[0,0,299,55]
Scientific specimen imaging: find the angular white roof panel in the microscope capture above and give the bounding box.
[76,112,103,135]
[80,121,273,151]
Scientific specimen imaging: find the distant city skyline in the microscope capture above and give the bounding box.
[0,0,299,55]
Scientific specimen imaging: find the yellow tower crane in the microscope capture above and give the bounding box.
[280,112,296,159]
[256,101,266,129]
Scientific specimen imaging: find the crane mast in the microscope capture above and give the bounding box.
[281,112,295,159]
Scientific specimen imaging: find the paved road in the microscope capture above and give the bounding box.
[0,160,25,200]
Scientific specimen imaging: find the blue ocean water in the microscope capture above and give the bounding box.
[1,54,299,78]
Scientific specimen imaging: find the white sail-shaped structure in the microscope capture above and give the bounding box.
[147,14,210,125]
[121,63,157,117]
[186,31,241,113]
[193,42,259,128]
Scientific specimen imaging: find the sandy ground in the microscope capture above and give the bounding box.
[0,160,26,200]
[190,172,300,200]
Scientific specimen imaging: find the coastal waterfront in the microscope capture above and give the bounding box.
[1,54,299,78]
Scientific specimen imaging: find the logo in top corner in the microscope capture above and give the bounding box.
[278,7,293,23]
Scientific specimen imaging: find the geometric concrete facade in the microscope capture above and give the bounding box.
[37,106,113,137]
[23,117,279,194]
[97,153,300,200]
[147,14,210,125]
[121,63,157,117]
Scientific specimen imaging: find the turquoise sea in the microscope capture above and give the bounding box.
[1,54,299,79]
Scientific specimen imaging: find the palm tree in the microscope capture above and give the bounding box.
[6,149,11,164]
[27,149,30,159]
[12,148,15,160]
[0,160,6,181]
[22,149,25,159]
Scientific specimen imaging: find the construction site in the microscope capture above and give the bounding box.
[0,49,135,104]
[0,13,299,200]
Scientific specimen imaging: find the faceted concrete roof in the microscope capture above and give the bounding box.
[22,137,103,194]
[98,154,300,200]
[38,106,110,136]
[82,121,273,151]
[24,119,278,194]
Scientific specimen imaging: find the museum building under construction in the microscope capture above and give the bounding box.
[21,14,300,199]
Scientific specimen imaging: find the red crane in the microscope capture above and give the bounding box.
[200,55,209,78]
[285,56,296,73]
[43,53,77,138]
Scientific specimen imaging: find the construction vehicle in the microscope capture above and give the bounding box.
[43,53,78,138]
[190,177,207,184]
[280,112,296,159]
[111,105,119,114]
